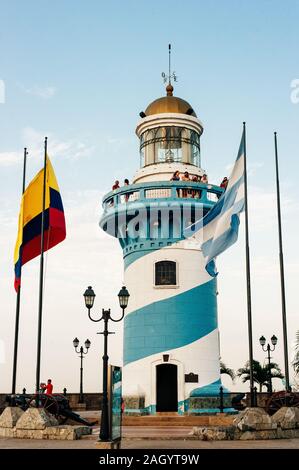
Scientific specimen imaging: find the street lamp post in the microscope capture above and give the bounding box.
[83,285,130,442]
[73,337,91,404]
[259,335,278,394]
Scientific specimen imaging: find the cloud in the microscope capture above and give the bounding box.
[0,151,22,166]
[0,127,94,166]
[208,161,264,184]
[225,161,264,176]
[0,79,5,104]
[0,187,123,392]
[0,340,5,364]
[18,83,57,99]
[23,127,94,161]
[247,185,299,232]
[0,181,298,392]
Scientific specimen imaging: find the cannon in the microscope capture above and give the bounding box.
[266,390,299,415]
[5,393,96,426]
[231,393,246,411]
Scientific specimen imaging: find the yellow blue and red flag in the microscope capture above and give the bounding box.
[14,157,66,291]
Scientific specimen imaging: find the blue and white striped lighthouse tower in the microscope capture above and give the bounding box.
[100,83,224,414]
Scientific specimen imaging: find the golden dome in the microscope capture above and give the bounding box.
[144,85,197,117]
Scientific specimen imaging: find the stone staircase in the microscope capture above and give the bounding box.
[122,413,235,427]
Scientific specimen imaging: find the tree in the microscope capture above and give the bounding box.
[292,330,299,375]
[237,359,284,392]
[220,361,235,382]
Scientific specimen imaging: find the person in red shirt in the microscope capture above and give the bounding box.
[220,176,228,190]
[112,180,120,191]
[45,379,53,395]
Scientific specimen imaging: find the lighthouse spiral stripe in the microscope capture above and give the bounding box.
[123,239,220,399]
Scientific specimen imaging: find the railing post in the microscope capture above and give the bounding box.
[219,386,224,413]
[253,386,258,407]
[21,388,27,409]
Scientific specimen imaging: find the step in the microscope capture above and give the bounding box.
[122,414,235,427]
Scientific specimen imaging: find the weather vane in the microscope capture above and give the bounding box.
[161,44,177,85]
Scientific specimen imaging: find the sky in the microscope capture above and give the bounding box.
[0,0,298,394]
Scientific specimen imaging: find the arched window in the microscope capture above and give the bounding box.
[155,261,177,286]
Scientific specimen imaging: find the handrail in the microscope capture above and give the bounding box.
[103,181,223,207]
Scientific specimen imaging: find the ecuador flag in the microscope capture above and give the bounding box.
[14,157,66,291]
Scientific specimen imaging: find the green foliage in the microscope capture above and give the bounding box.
[220,361,235,381]
[237,359,284,392]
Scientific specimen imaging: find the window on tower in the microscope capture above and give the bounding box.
[190,131,200,167]
[155,260,177,286]
[140,134,145,167]
[140,126,201,167]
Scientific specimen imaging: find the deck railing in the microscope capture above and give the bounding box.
[103,181,223,209]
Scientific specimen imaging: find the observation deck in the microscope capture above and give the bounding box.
[101,181,223,213]
[100,181,223,260]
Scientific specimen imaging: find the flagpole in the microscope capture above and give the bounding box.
[12,148,28,395]
[274,132,290,391]
[243,122,255,406]
[35,137,47,394]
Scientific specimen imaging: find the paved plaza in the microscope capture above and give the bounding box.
[0,425,299,449]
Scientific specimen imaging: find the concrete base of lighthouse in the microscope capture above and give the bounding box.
[123,378,233,416]
[122,346,230,416]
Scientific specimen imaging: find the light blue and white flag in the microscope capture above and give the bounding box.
[185,129,245,276]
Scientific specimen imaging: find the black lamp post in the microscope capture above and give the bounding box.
[259,335,278,394]
[83,285,129,442]
[73,337,91,404]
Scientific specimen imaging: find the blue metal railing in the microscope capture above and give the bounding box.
[102,181,223,209]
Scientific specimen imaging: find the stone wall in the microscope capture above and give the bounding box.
[0,407,92,440]
[0,391,276,414]
[191,407,299,441]
[66,393,102,410]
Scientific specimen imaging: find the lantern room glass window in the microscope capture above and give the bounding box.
[157,127,182,163]
[140,126,201,167]
[191,131,200,166]
[155,260,177,286]
[140,134,145,167]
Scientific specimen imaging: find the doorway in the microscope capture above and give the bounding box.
[156,363,178,412]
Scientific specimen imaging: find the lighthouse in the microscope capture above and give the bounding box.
[100,82,225,415]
